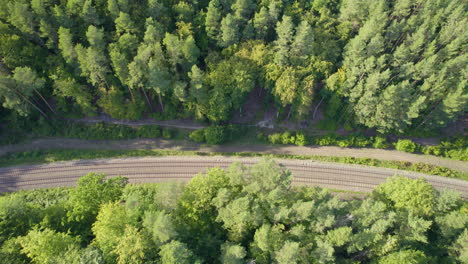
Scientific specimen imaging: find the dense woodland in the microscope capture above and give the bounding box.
[0,160,467,263]
[0,0,466,134]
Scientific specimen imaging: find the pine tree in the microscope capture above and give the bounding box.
[58,27,76,64]
[220,14,239,47]
[115,12,138,35]
[274,16,294,66]
[81,0,101,26]
[290,20,314,65]
[336,0,467,132]
[253,7,270,40]
[232,0,255,23]
[205,0,222,41]
[182,35,200,65]
[7,1,35,35]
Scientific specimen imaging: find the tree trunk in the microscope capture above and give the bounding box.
[158,93,164,112]
[286,106,292,120]
[13,88,48,118]
[313,96,325,120]
[141,88,152,109]
[33,88,56,114]
[128,86,135,101]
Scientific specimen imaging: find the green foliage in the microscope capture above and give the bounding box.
[378,250,430,264]
[203,126,226,144]
[280,131,295,144]
[67,173,127,238]
[373,136,390,149]
[92,202,128,262]
[337,0,467,132]
[394,139,418,153]
[162,128,173,139]
[0,196,41,244]
[189,129,205,143]
[0,161,466,263]
[189,125,246,144]
[294,132,308,146]
[136,125,161,138]
[374,176,436,217]
[0,0,464,137]
[113,225,152,264]
[17,228,80,264]
[159,241,197,264]
[268,133,282,144]
[221,242,246,264]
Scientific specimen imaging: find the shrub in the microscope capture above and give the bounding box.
[204,126,227,144]
[373,136,389,149]
[315,134,338,146]
[162,129,172,139]
[225,125,247,142]
[268,133,283,144]
[137,125,161,138]
[33,117,57,136]
[189,129,205,143]
[352,136,372,147]
[337,139,352,148]
[189,125,245,144]
[281,132,294,145]
[445,148,468,161]
[394,139,418,153]
[294,133,308,146]
[256,132,268,142]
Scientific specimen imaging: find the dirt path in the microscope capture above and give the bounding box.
[74,115,205,129]
[1,156,467,197]
[1,138,467,172]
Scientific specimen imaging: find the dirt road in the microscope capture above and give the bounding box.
[1,156,467,198]
[1,138,467,172]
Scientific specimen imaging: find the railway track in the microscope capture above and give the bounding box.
[1,157,467,198]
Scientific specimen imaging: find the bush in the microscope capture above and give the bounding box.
[394,139,418,153]
[137,125,161,138]
[225,124,247,142]
[32,117,57,136]
[315,134,338,146]
[351,136,372,147]
[204,126,227,144]
[373,136,389,149]
[268,133,283,144]
[294,133,308,146]
[189,129,205,143]
[445,148,468,161]
[337,139,352,148]
[189,125,246,144]
[281,132,294,145]
[162,129,172,139]
[256,132,268,142]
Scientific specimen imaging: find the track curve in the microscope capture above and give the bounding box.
[1,156,467,198]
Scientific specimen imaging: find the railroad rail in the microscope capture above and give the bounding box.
[1,157,467,198]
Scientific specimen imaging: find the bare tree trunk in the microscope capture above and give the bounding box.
[158,93,164,112]
[287,106,292,120]
[33,88,56,114]
[141,88,152,109]
[128,86,135,101]
[13,89,48,118]
[313,96,325,120]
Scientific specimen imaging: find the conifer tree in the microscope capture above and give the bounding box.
[220,14,239,47]
[205,0,222,41]
[274,16,294,66]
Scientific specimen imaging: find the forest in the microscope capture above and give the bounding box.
[0,160,467,263]
[0,0,466,135]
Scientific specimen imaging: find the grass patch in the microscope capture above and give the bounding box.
[1,149,466,181]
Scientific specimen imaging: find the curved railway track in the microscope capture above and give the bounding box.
[1,157,467,198]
